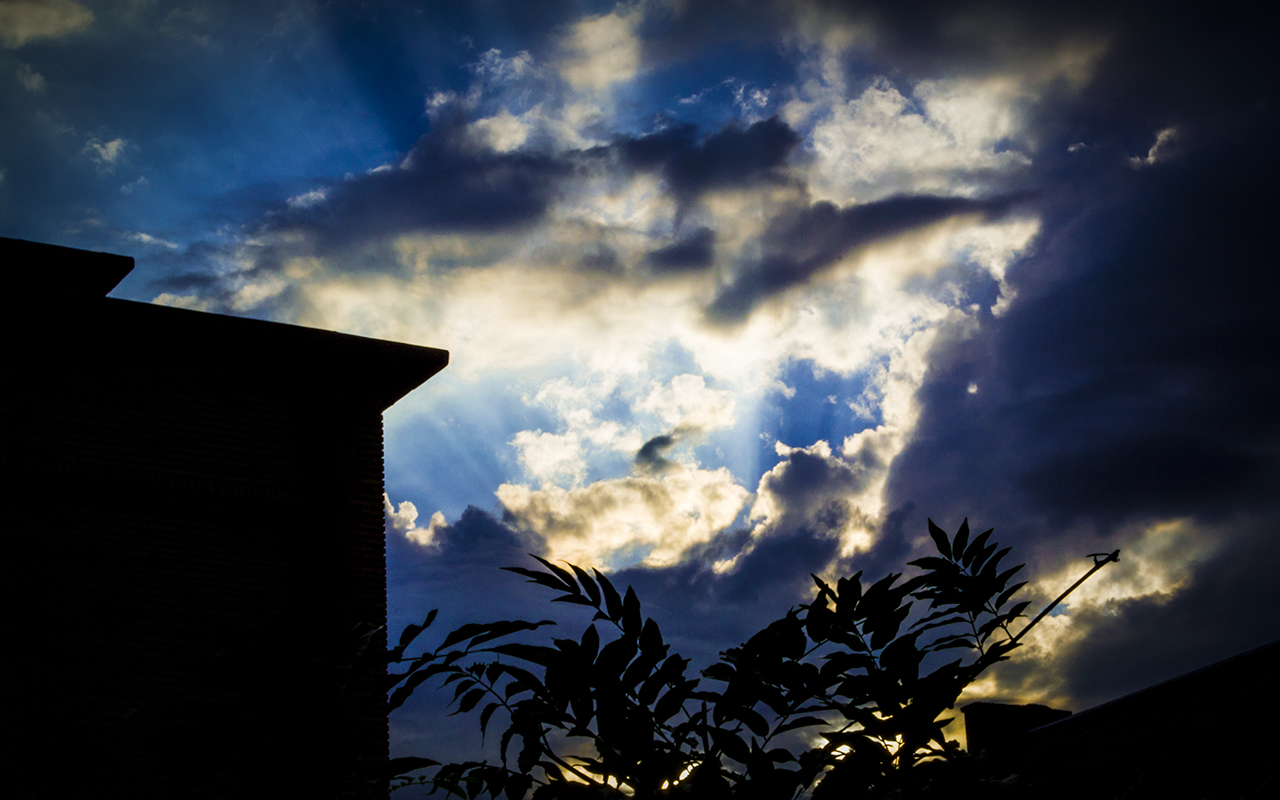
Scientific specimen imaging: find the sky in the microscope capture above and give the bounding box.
[4,0,1277,768]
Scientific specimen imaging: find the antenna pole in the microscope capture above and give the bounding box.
[1011,550,1120,645]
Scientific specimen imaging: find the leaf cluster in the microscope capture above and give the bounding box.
[387,520,1034,799]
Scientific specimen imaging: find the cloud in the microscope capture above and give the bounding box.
[644,226,715,273]
[125,231,178,250]
[498,462,750,569]
[474,47,536,84]
[706,193,1024,324]
[1129,126,1179,168]
[511,429,589,487]
[0,0,92,48]
[633,432,679,475]
[85,137,127,168]
[873,105,1280,710]
[469,108,533,153]
[634,374,736,432]
[558,5,641,92]
[287,188,328,209]
[16,62,44,91]
[264,121,571,254]
[808,77,1034,201]
[661,116,802,203]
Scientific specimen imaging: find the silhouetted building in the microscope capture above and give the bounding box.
[962,701,1071,755]
[966,639,1280,799]
[3,237,448,798]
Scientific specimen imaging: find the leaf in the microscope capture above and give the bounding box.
[952,519,970,561]
[622,586,642,636]
[450,677,477,698]
[639,617,664,656]
[530,555,579,594]
[906,556,954,572]
[551,594,597,607]
[995,581,1028,609]
[580,624,600,661]
[599,637,640,680]
[711,727,751,764]
[994,563,1025,588]
[503,566,573,593]
[386,756,440,776]
[470,619,557,648]
[927,519,952,560]
[569,564,602,606]
[479,702,501,737]
[736,705,770,737]
[934,638,978,651]
[398,609,439,650]
[504,774,532,800]
[440,620,549,652]
[489,642,562,667]
[388,667,439,711]
[962,529,993,569]
[702,662,735,683]
[1004,600,1031,620]
[653,681,694,723]
[869,605,910,651]
[596,569,624,621]
[805,602,834,642]
[774,715,828,735]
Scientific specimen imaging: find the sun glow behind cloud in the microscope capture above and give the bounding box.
[4,0,1276,772]
[156,5,1057,576]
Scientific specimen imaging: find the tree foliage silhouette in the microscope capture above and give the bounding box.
[384,520,1051,798]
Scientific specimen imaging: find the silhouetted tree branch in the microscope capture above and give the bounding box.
[385,520,1105,799]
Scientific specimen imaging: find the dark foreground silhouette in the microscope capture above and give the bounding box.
[386,520,1096,799]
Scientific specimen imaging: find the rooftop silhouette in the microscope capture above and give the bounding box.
[4,237,448,798]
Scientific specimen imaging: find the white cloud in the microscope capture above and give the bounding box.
[558,6,641,91]
[809,77,1031,202]
[384,493,447,548]
[85,137,127,168]
[512,429,588,487]
[16,61,44,91]
[719,323,942,571]
[474,48,535,84]
[498,463,750,568]
[0,0,92,48]
[1130,127,1180,168]
[120,175,148,195]
[470,108,532,153]
[287,188,328,209]
[635,374,737,433]
[125,231,178,249]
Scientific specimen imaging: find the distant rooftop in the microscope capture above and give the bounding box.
[989,639,1280,799]
[2,235,448,411]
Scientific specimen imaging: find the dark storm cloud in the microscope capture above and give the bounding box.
[887,118,1279,535]
[634,432,679,474]
[272,120,570,249]
[707,193,1024,324]
[662,116,801,200]
[644,226,715,273]
[877,96,1279,703]
[610,117,800,203]
[1055,516,1280,707]
[256,113,796,279]
[1020,436,1269,527]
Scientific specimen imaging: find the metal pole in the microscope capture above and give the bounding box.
[1010,550,1120,645]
